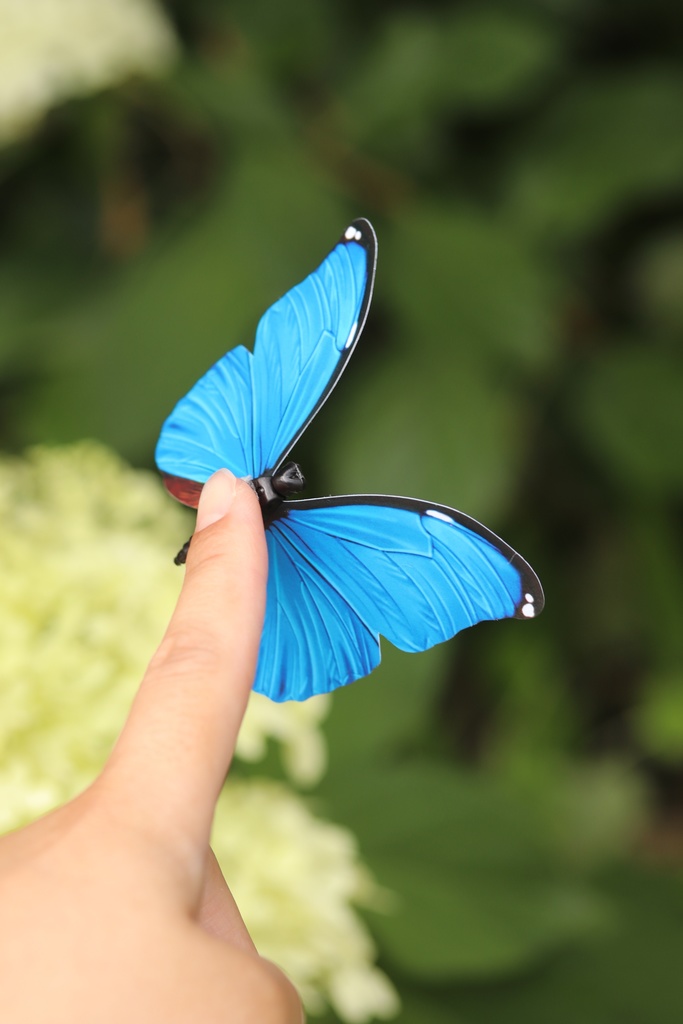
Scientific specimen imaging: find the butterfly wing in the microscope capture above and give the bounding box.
[155,219,377,505]
[254,496,544,701]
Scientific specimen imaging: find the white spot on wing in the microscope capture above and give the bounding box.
[525,592,534,602]
[425,509,454,524]
[345,321,358,349]
[521,602,536,618]
[344,225,362,241]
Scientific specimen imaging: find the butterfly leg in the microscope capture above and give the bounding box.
[174,537,192,566]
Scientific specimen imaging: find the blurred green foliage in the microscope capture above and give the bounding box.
[1,0,682,1020]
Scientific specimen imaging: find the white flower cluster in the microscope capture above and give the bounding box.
[213,780,399,1023]
[0,443,399,1021]
[0,441,188,830]
[236,691,332,786]
[0,0,178,146]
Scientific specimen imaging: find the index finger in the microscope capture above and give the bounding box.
[102,469,268,847]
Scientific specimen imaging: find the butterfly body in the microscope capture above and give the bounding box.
[157,219,544,701]
[255,461,307,515]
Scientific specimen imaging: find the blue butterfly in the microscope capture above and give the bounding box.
[156,219,544,701]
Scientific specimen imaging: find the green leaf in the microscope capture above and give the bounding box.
[321,643,450,782]
[18,144,350,460]
[227,0,341,80]
[509,69,683,238]
[451,866,683,1024]
[393,989,471,1024]
[0,267,36,368]
[572,347,683,495]
[343,8,562,166]
[324,346,523,519]
[371,860,604,980]
[635,669,683,764]
[324,204,553,519]
[0,253,95,372]
[625,508,683,665]
[321,762,608,981]
[636,229,683,337]
[439,8,564,110]
[473,627,576,766]
[537,762,647,870]
[166,53,296,143]
[340,12,446,168]
[383,204,555,369]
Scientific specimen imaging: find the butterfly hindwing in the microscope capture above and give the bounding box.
[256,523,381,701]
[253,496,544,701]
[155,220,376,503]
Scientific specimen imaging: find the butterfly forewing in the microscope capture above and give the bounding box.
[155,220,376,502]
[251,222,376,473]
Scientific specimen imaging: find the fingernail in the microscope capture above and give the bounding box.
[195,469,237,532]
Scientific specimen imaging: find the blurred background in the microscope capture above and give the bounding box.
[1,0,682,1021]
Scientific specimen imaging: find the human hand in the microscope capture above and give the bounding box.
[0,469,303,1023]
